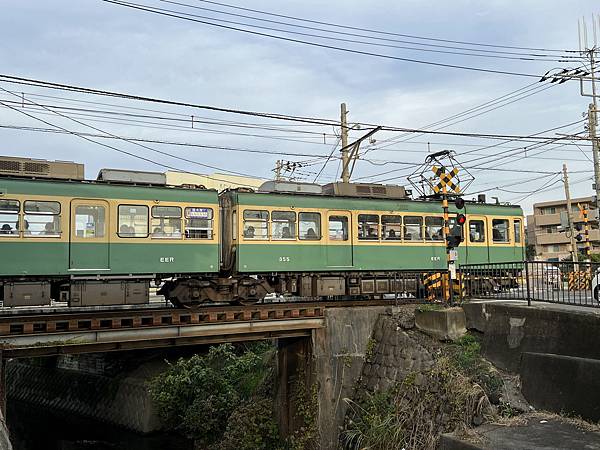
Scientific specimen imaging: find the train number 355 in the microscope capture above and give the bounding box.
[279,256,290,262]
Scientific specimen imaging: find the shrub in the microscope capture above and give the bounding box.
[148,342,277,447]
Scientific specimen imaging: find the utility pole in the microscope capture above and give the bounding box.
[340,103,350,183]
[590,101,600,208]
[563,163,579,263]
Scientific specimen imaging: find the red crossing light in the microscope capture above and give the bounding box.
[456,214,466,225]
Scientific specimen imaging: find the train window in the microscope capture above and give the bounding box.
[328,216,348,241]
[243,210,268,239]
[404,216,423,241]
[358,214,379,240]
[75,205,105,238]
[449,216,464,239]
[118,205,149,238]
[24,201,61,237]
[425,217,444,241]
[0,199,19,237]
[514,219,522,244]
[492,219,509,242]
[381,215,401,241]
[299,212,321,240]
[185,207,214,239]
[151,206,182,238]
[469,220,485,243]
[272,211,296,240]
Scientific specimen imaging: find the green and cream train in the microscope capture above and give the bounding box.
[0,156,524,307]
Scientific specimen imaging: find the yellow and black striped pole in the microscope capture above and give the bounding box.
[442,182,453,304]
[577,203,591,260]
[583,206,591,259]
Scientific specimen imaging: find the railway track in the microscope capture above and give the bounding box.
[0,299,398,338]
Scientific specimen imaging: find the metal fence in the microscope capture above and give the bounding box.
[458,260,600,308]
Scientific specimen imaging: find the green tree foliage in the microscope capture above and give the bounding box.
[148,342,279,448]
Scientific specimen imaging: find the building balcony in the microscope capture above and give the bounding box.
[534,213,561,226]
[534,229,600,245]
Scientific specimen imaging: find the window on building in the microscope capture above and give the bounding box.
[404,216,423,241]
[75,205,105,238]
[546,207,556,214]
[0,199,19,236]
[271,211,296,240]
[151,206,182,238]
[382,215,401,241]
[469,220,485,243]
[514,219,522,244]
[185,207,214,239]
[118,205,149,237]
[299,212,320,240]
[492,219,509,242]
[425,216,444,241]
[24,201,61,237]
[328,216,348,241]
[243,210,268,239]
[358,214,379,240]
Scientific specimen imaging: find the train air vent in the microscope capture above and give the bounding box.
[0,155,84,180]
[23,162,50,174]
[0,160,20,173]
[322,182,408,199]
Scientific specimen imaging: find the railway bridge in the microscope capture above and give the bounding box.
[0,299,395,447]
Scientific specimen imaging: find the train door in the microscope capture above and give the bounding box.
[513,218,524,260]
[69,199,110,270]
[465,215,490,264]
[326,211,353,268]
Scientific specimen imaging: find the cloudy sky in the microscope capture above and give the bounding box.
[1,0,599,213]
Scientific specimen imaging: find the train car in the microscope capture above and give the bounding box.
[0,157,219,307]
[159,182,525,305]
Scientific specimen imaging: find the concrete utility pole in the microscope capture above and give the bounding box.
[563,163,579,263]
[340,103,350,183]
[274,160,282,181]
[590,101,600,207]
[585,47,599,208]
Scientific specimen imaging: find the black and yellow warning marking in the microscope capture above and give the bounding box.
[432,166,460,194]
[578,203,592,258]
[568,271,591,290]
[423,272,464,301]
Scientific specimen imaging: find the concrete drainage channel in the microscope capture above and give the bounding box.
[438,300,600,450]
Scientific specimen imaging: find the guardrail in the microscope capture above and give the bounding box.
[459,260,600,308]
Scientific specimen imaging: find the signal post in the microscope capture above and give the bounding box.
[432,165,466,304]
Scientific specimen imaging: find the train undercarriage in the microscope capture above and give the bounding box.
[1,269,523,308]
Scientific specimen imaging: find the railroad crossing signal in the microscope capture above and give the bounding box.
[432,166,460,194]
[577,203,591,258]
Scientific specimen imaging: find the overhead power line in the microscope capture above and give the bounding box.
[0,74,591,143]
[0,123,338,159]
[190,0,576,53]
[100,0,578,80]
[0,88,270,184]
[146,0,576,62]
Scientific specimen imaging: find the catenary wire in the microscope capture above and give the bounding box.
[100,0,577,80]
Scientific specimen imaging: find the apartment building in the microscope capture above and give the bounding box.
[526,196,599,261]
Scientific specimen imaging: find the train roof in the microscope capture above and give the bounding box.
[224,188,523,216]
[0,175,218,203]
